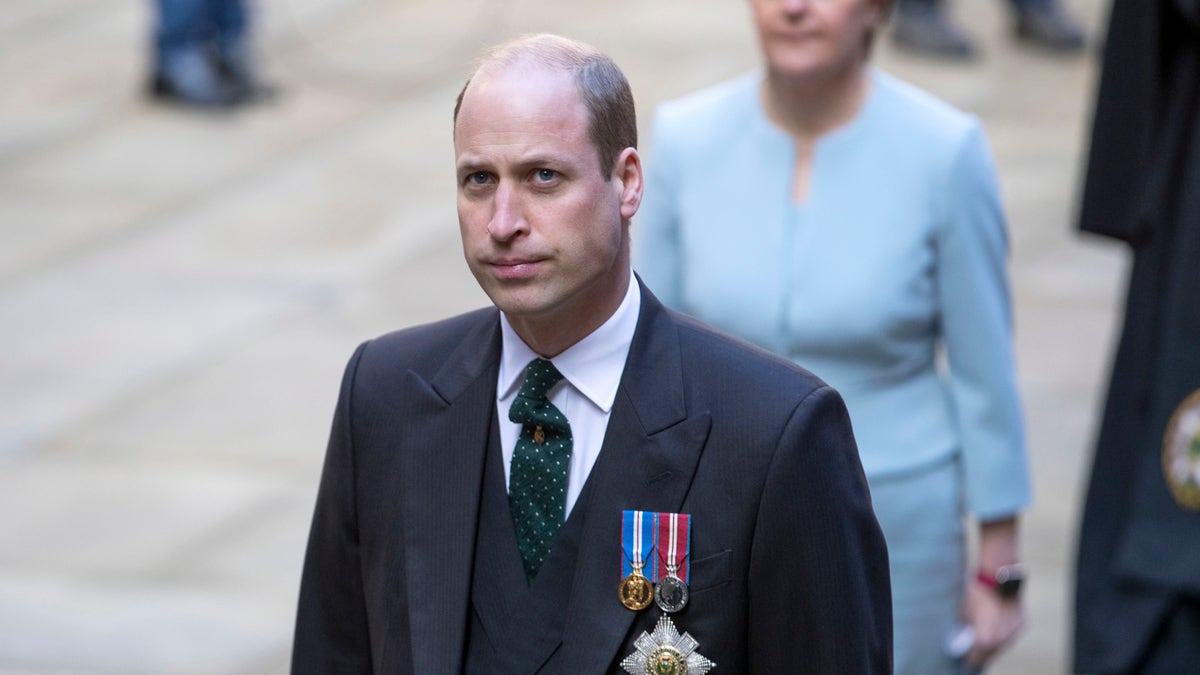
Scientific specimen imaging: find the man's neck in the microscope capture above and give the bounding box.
[507,271,633,358]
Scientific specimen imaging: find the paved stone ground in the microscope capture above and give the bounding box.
[0,0,1124,672]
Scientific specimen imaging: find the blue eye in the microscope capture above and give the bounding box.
[469,171,491,184]
[535,169,557,182]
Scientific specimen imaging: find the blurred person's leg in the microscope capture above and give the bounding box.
[210,0,275,99]
[1008,0,1086,52]
[891,0,978,60]
[151,0,244,106]
[210,0,247,54]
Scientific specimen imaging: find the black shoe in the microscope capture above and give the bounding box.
[214,47,280,103]
[1014,2,1086,53]
[891,5,979,60]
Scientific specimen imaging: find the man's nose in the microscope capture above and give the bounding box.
[488,183,529,241]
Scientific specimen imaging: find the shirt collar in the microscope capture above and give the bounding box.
[497,274,641,413]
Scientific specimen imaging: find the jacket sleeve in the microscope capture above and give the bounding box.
[748,385,893,673]
[1076,0,1158,243]
[292,342,373,673]
[936,121,1032,521]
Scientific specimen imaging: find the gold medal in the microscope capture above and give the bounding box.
[619,568,654,611]
[621,510,655,611]
[1162,389,1200,510]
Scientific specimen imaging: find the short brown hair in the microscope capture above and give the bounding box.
[454,34,637,177]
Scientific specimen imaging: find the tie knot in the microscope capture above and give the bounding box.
[509,359,567,428]
[516,358,563,401]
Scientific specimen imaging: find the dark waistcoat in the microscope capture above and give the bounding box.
[464,420,596,674]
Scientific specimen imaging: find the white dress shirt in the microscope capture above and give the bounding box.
[496,275,641,516]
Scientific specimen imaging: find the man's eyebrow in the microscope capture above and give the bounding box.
[519,150,580,168]
[457,154,574,176]
[456,159,490,175]
[520,154,566,166]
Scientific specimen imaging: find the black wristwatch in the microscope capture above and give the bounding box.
[976,564,1025,599]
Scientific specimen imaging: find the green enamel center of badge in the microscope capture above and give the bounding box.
[650,646,687,675]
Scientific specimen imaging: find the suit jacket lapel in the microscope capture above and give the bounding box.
[400,311,501,674]
[557,282,713,671]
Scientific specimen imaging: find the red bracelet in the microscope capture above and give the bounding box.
[976,569,999,590]
[976,564,1025,599]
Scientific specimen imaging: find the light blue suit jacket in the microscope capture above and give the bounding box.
[635,69,1029,519]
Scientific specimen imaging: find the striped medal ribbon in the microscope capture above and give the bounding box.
[618,510,655,611]
[654,512,690,613]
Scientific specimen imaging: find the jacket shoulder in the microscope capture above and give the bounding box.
[870,69,982,154]
[653,74,759,149]
[355,307,497,375]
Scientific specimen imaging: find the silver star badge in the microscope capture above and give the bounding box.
[621,614,716,674]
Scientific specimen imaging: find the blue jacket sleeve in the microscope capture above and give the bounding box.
[936,121,1032,520]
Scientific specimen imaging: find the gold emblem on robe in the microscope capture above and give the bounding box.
[1162,389,1200,510]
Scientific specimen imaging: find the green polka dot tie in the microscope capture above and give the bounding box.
[508,358,573,582]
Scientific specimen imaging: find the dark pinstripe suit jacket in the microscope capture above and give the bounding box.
[292,281,892,673]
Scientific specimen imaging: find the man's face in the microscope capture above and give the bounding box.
[454,63,639,349]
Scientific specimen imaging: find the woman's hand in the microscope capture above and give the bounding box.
[964,516,1026,670]
[963,573,1026,668]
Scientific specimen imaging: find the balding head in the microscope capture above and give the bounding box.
[454,34,637,177]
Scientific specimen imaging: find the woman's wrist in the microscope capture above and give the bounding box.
[975,564,1026,600]
[977,515,1021,572]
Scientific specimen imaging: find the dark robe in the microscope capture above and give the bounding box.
[1073,1,1200,672]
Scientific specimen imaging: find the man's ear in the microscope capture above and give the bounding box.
[613,147,643,219]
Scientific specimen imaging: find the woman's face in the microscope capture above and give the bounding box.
[749,0,884,78]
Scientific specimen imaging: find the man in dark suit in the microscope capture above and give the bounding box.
[1074,1,1200,673]
[292,33,891,674]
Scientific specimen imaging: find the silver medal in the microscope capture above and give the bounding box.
[654,573,689,613]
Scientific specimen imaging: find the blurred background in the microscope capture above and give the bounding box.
[0,0,1123,672]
